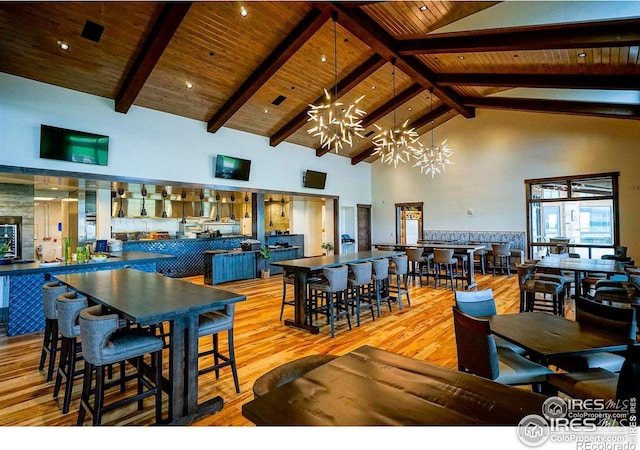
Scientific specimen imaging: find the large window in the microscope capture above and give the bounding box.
[525,173,619,259]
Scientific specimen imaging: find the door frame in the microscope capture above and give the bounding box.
[395,202,423,244]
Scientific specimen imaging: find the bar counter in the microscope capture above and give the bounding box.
[0,251,174,336]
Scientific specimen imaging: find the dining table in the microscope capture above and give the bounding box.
[241,345,547,425]
[270,250,405,334]
[54,268,246,425]
[375,243,487,289]
[486,312,635,365]
[535,256,626,300]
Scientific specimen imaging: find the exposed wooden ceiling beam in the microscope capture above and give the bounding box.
[464,96,640,120]
[350,103,453,165]
[398,17,640,54]
[115,2,192,114]
[316,83,425,157]
[270,54,385,147]
[324,2,475,119]
[207,7,330,133]
[436,73,640,90]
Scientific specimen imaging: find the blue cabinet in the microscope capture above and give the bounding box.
[204,250,257,285]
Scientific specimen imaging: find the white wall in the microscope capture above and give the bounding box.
[371,109,640,257]
[0,73,372,220]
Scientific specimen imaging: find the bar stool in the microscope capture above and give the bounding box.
[53,291,88,414]
[77,304,164,426]
[347,261,375,326]
[308,266,350,338]
[198,303,240,393]
[492,243,511,277]
[472,244,487,275]
[388,255,410,309]
[370,258,392,317]
[279,268,295,320]
[516,264,565,316]
[39,281,67,382]
[432,249,458,291]
[406,247,431,286]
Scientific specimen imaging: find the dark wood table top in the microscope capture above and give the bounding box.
[55,268,245,326]
[486,312,635,360]
[241,345,547,426]
[269,250,405,272]
[376,243,486,251]
[536,257,626,275]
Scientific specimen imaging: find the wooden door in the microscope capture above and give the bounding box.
[357,204,371,251]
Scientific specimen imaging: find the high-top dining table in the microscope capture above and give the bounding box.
[535,256,627,300]
[375,243,486,289]
[55,268,246,425]
[242,345,547,425]
[270,250,404,334]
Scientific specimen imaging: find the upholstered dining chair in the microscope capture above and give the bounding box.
[39,281,67,382]
[452,307,552,392]
[453,289,526,355]
[198,303,240,393]
[77,304,164,426]
[549,298,636,373]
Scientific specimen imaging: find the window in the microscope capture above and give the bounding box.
[525,173,619,258]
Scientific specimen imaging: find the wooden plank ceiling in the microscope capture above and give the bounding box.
[0,1,638,165]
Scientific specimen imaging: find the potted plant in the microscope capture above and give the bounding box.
[321,242,334,256]
[258,247,272,278]
[0,242,9,264]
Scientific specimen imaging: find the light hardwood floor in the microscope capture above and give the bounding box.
[0,271,534,426]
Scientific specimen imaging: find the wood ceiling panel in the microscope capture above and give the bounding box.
[135,2,313,122]
[361,1,499,39]
[420,48,640,75]
[0,2,161,98]
[227,20,375,138]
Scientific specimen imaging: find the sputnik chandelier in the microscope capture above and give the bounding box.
[413,88,453,177]
[371,58,422,169]
[307,12,366,154]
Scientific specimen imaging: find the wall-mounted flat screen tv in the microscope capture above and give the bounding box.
[40,125,109,166]
[303,170,327,189]
[214,154,251,181]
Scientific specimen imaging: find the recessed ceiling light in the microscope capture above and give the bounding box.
[57,41,69,51]
[185,81,193,89]
[321,55,327,63]
[419,5,428,11]
[240,6,248,17]
[458,55,465,60]
[264,109,269,114]
[407,107,412,111]
[578,52,587,58]
[50,187,58,191]
[371,86,376,90]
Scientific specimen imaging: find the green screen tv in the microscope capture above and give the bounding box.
[40,125,109,166]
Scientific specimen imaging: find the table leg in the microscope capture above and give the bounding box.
[284,271,319,334]
[169,318,185,423]
[465,250,477,290]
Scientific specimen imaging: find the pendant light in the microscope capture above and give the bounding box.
[140,185,148,216]
[215,194,221,222]
[230,194,236,220]
[117,188,125,218]
[281,196,285,217]
[199,190,204,217]
[413,88,454,178]
[161,188,168,218]
[268,196,273,227]
[244,193,250,219]
[181,192,187,224]
[372,58,422,168]
[307,11,366,154]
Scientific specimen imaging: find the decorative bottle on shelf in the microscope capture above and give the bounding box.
[64,239,70,263]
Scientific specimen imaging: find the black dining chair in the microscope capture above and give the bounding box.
[452,306,552,392]
[548,298,636,373]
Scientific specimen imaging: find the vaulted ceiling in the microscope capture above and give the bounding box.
[1,1,639,166]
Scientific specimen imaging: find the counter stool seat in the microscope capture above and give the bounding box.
[492,243,511,277]
[308,266,350,338]
[388,255,410,309]
[370,258,392,317]
[347,261,375,326]
[432,249,458,291]
[39,282,67,382]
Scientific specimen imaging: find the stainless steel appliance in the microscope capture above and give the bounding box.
[0,216,21,260]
